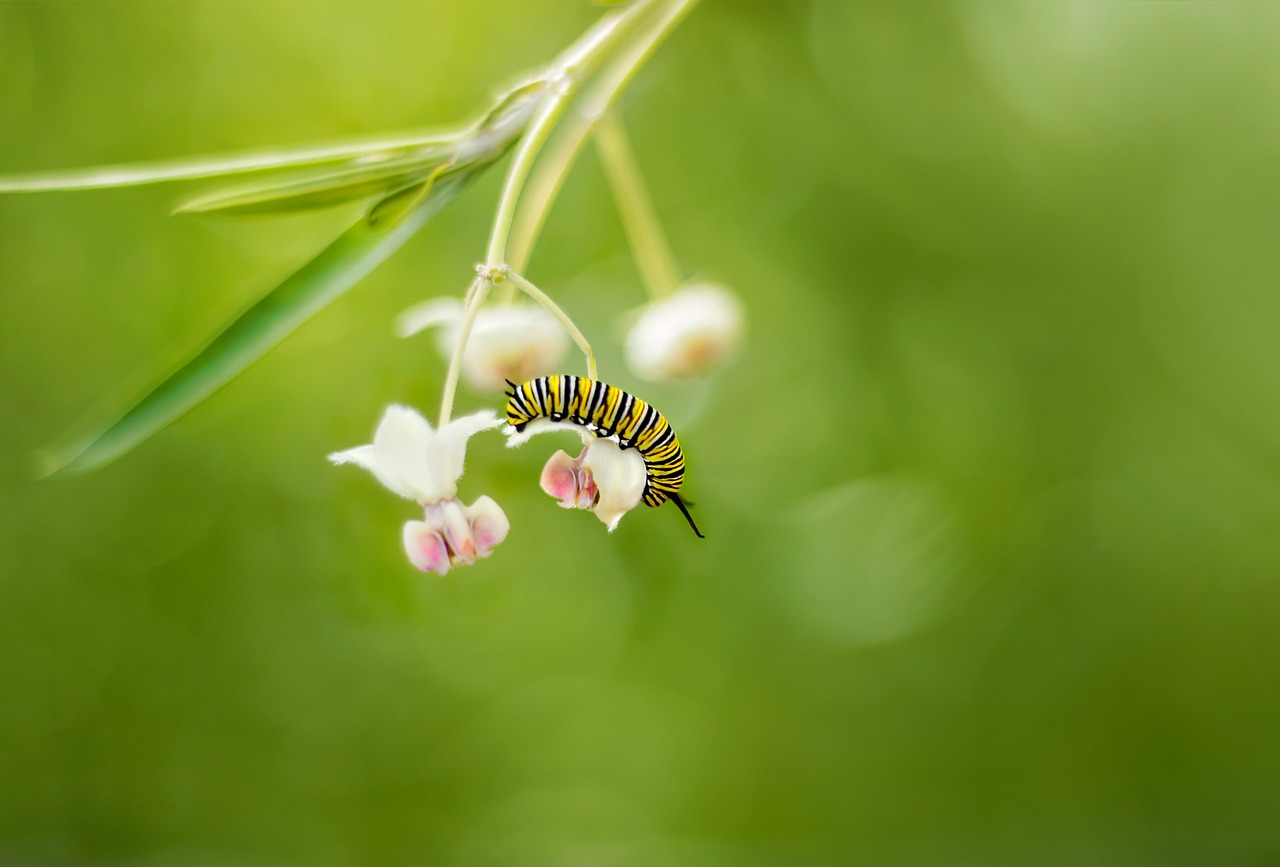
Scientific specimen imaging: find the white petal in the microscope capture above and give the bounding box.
[435,499,478,566]
[459,305,569,391]
[429,410,503,499]
[440,408,503,439]
[465,495,510,557]
[502,418,590,448]
[625,282,745,381]
[582,440,647,532]
[368,404,442,502]
[400,299,569,391]
[328,444,380,473]
[396,296,463,339]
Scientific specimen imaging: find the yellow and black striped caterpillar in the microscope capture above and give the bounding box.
[503,375,703,538]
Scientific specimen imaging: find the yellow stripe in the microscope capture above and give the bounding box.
[601,386,621,428]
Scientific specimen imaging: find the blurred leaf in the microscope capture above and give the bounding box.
[39,173,472,477]
[475,77,550,128]
[0,130,460,193]
[172,146,457,217]
[365,165,449,229]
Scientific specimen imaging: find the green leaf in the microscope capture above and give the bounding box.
[172,147,458,217]
[38,173,472,478]
[0,130,459,193]
[364,165,450,229]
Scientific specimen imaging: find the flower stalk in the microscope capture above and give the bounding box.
[437,275,490,428]
[505,272,598,381]
[483,0,664,270]
[442,0,694,421]
[594,114,683,299]
[506,0,700,275]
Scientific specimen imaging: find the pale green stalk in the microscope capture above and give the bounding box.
[438,5,651,426]
[593,114,683,299]
[437,276,489,427]
[483,0,656,268]
[483,92,574,268]
[507,272,598,380]
[440,0,695,424]
[506,0,699,274]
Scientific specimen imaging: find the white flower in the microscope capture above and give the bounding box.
[397,297,569,391]
[624,282,745,381]
[505,420,647,532]
[330,405,509,575]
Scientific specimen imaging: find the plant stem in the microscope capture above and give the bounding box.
[441,0,694,423]
[437,276,488,427]
[483,0,658,269]
[506,272,597,380]
[506,0,698,275]
[593,114,682,299]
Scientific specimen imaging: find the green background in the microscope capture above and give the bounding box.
[2,1,1278,864]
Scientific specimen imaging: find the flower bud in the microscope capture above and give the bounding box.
[534,436,647,532]
[398,297,569,391]
[624,282,745,381]
[401,496,509,576]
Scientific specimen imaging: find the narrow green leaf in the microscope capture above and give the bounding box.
[0,130,460,193]
[173,147,457,217]
[39,173,472,477]
[364,165,450,229]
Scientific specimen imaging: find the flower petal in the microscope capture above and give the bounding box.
[625,282,745,381]
[368,404,441,502]
[433,499,477,566]
[327,444,380,473]
[503,418,587,448]
[466,495,510,557]
[540,449,582,507]
[403,520,450,575]
[582,440,647,532]
[401,300,570,391]
[459,305,569,390]
[428,410,503,499]
[395,296,463,339]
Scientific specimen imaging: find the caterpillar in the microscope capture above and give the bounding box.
[503,375,703,538]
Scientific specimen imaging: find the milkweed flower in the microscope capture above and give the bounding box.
[505,421,646,532]
[397,297,569,391]
[624,282,745,381]
[329,405,508,574]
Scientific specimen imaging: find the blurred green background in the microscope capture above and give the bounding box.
[2,1,1279,864]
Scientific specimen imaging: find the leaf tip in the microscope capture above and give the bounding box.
[31,447,70,480]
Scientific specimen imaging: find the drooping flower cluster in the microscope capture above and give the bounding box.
[332,270,743,570]
[506,419,648,532]
[330,405,508,575]
[326,4,744,573]
[3,0,731,574]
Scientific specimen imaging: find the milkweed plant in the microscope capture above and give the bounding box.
[1,0,745,575]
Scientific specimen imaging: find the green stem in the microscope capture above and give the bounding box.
[594,114,683,299]
[506,0,699,274]
[483,0,658,269]
[507,272,597,380]
[442,0,695,421]
[437,276,489,428]
[438,3,662,425]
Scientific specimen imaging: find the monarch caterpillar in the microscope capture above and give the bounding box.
[503,375,704,538]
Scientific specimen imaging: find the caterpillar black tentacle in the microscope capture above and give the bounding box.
[669,493,704,539]
[504,375,704,538]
